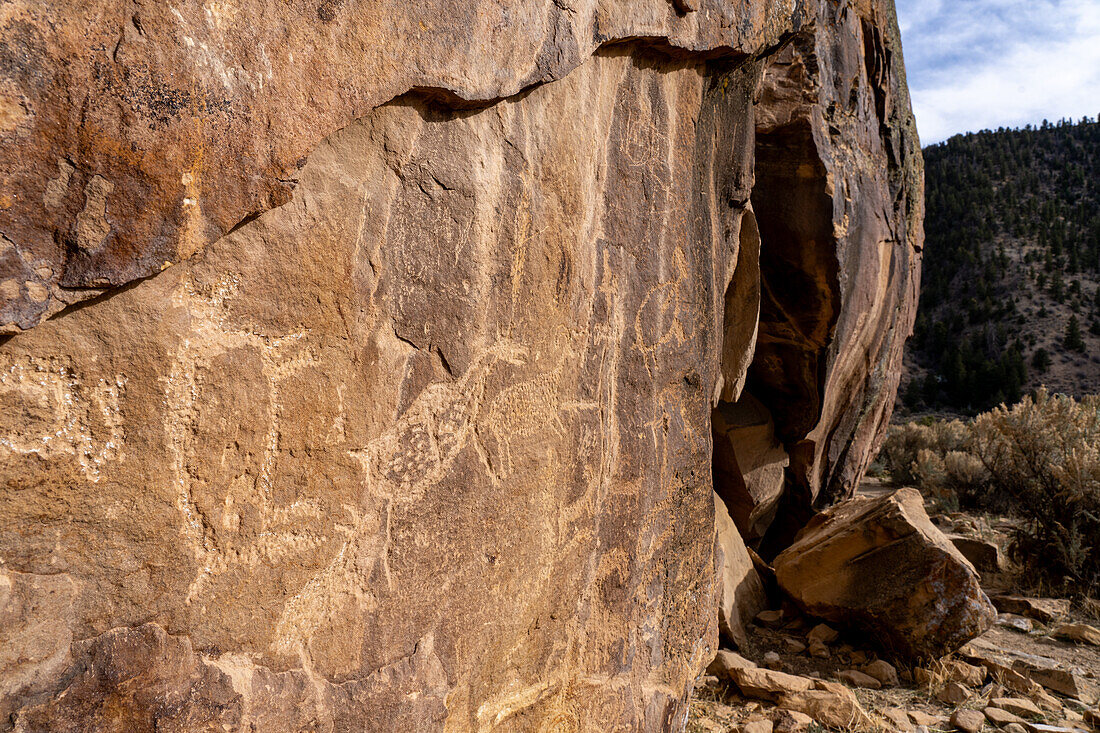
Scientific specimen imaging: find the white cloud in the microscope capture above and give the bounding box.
[895,0,1100,143]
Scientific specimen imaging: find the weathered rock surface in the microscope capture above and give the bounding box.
[774,488,996,661]
[717,494,769,648]
[0,0,922,729]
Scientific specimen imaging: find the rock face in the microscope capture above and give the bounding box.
[0,0,922,730]
[774,488,996,662]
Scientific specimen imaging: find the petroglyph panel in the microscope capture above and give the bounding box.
[0,0,924,724]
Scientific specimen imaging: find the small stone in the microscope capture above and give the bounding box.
[836,669,881,690]
[864,659,899,687]
[985,707,1027,728]
[882,707,915,732]
[784,637,807,654]
[764,652,783,670]
[938,681,972,705]
[808,640,830,658]
[943,659,988,688]
[915,668,935,686]
[1029,688,1063,713]
[999,614,1036,633]
[696,674,720,688]
[1052,624,1100,647]
[756,610,786,629]
[992,698,1043,719]
[910,711,944,727]
[1004,725,1027,733]
[848,650,869,665]
[1022,725,1082,733]
[742,719,774,733]
[807,623,839,644]
[952,708,986,733]
[772,709,813,733]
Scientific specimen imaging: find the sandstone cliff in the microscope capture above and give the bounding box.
[0,1,922,730]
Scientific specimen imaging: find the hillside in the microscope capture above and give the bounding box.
[901,117,1100,415]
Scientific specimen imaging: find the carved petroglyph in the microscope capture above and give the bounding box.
[271,339,529,660]
[162,274,324,604]
[272,338,602,662]
[0,355,125,481]
[475,351,600,479]
[633,247,692,378]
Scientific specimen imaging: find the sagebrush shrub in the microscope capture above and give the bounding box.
[970,389,1100,594]
[880,390,1100,594]
[880,419,969,485]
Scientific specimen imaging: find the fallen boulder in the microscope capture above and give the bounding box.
[1052,624,1100,647]
[716,493,769,648]
[729,667,815,702]
[707,649,758,682]
[1012,660,1099,703]
[948,535,1005,573]
[712,394,790,542]
[990,597,1071,624]
[773,488,997,661]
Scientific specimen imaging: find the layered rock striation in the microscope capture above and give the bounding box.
[0,0,922,730]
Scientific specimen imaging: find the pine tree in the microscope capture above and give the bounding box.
[1031,348,1052,372]
[1065,316,1086,352]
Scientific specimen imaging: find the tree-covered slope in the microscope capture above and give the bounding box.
[902,117,1100,414]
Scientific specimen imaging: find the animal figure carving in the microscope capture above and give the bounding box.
[475,352,599,478]
[272,339,527,660]
[165,274,324,604]
[633,247,692,378]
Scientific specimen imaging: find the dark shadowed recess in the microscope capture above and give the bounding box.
[713,116,841,560]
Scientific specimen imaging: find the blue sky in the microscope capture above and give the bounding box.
[894,0,1100,145]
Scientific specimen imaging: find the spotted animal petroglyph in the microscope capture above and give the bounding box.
[0,355,124,482]
[162,274,325,604]
[271,339,527,660]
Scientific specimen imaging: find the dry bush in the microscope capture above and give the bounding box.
[880,419,970,485]
[881,390,1100,594]
[970,389,1100,595]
